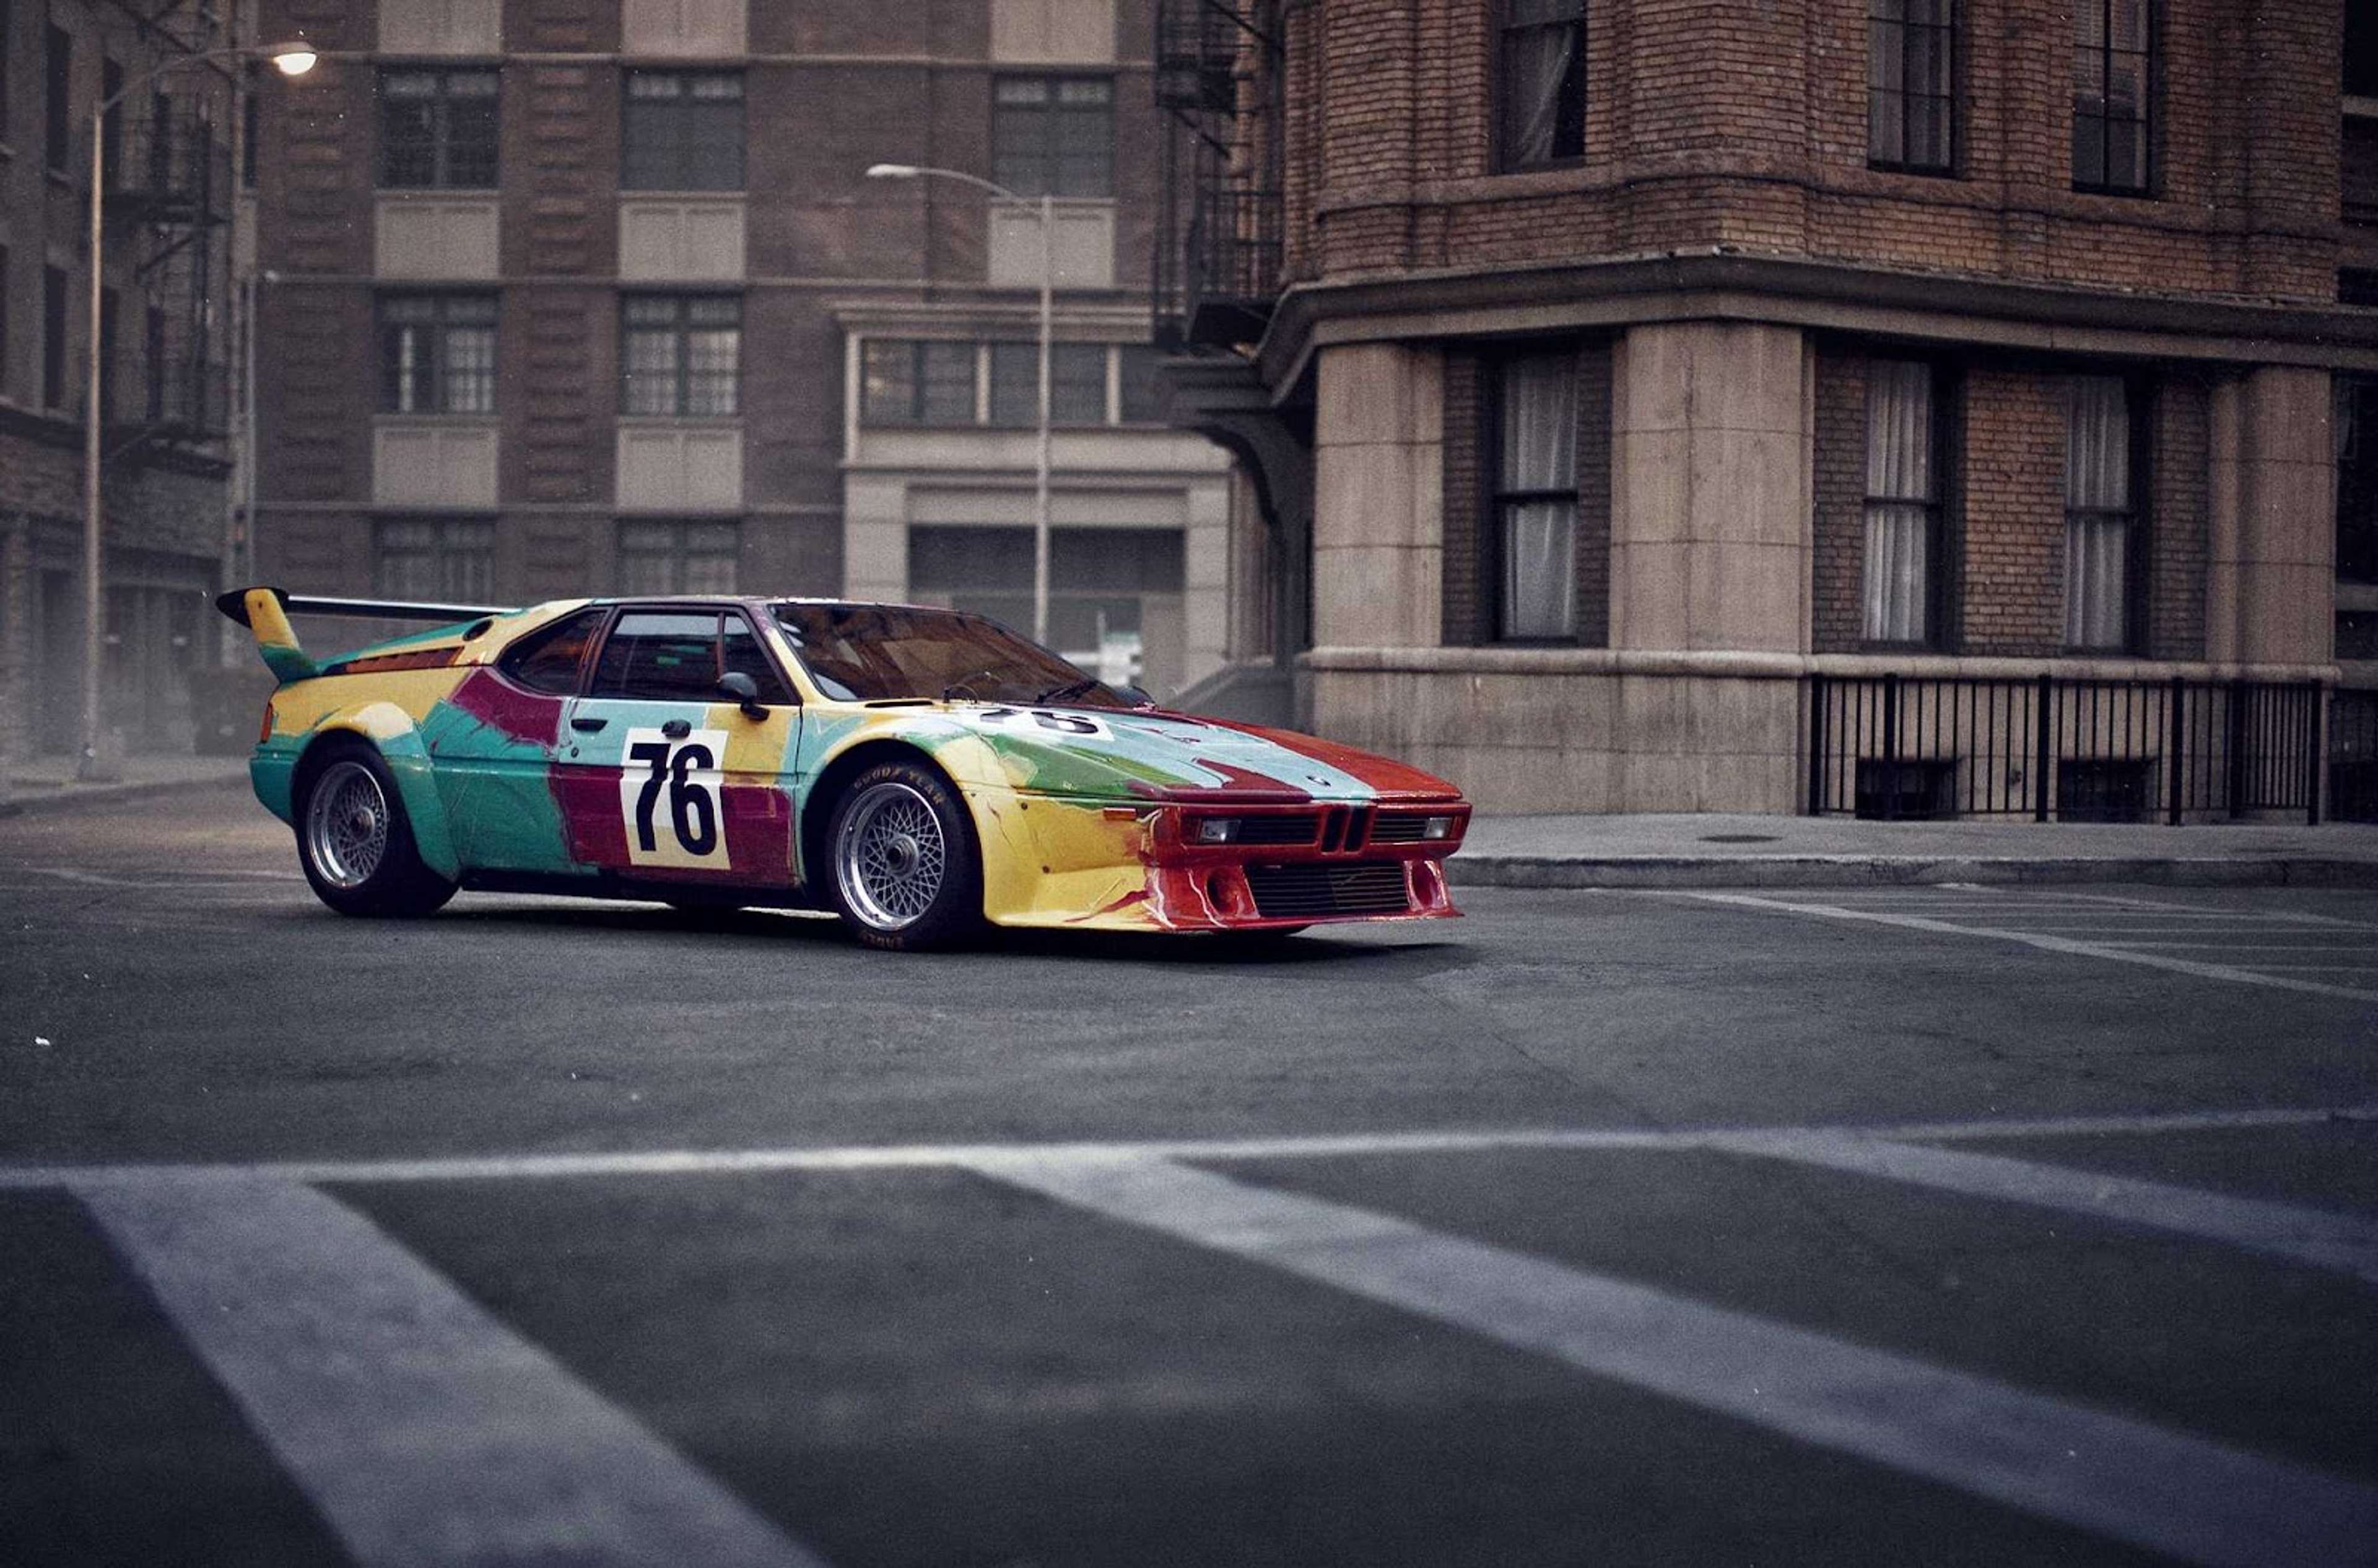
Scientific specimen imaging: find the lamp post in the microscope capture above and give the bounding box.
[77,40,315,781]
[865,162,1056,648]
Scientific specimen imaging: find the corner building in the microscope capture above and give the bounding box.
[1162,1,2377,817]
[250,0,1236,700]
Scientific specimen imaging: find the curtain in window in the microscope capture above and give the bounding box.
[1500,1,1583,167]
[1862,360,1933,643]
[2065,375,2130,648]
[1499,354,1578,640]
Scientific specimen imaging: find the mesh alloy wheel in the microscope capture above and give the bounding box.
[834,780,949,931]
[303,759,391,891]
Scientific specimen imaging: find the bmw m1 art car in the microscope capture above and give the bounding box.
[219,587,1469,949]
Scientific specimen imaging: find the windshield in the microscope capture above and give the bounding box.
[772,603,1130,708]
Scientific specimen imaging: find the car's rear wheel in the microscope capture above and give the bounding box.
[295,745,455,917]
[826,761,982,951]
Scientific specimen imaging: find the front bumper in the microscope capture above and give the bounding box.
[973,793,1470,933]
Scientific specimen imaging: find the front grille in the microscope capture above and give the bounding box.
[1369,814,1434,844]
[1232,813,1318,846]
[1245,861,1411,918]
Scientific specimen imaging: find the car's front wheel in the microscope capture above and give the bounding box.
[825,761,982,951]
[295,744,456,917]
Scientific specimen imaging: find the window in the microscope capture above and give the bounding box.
[379,294,498,414]
[591,609,788,704]
[2346,269,2378,308]
[2350,4,2378,100]
[2065,375,2136,651]
[907,525,1183,679]
[618,518,740,593]
[2073,0,2150,195]
[499,606,609,694]
[101,59,122,187]
[1118,344,1165,423]
[992,76,1113,198]
[375,518,496,601]
[990,341,1106,425]
[379,68,499,188]
[1869,0,1953,173]
[2338,377,2378,585]
[243,65,259,187]
[621,295,739,416]
[97,287,116,424]
[861,340,977,425]
[42,264,66,409]
[621,71,743,191]
[0,0,12,141]
[0,246,9,398]
[1497,0,1585,168]
[1492,353,1579,640]
[144,303,164,422]
[1862,362,1943,645]
[45,24,70,173]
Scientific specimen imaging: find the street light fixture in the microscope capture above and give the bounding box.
[865,161,1058,649]
[76,40,315,781]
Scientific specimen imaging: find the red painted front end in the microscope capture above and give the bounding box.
[1126,799,1471,931]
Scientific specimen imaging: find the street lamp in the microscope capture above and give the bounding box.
[77,40,315,780]
[865,162,1057,648]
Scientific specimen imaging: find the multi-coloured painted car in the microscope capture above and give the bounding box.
[217,586,1470,949]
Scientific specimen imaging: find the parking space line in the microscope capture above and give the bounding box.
[958,1152,2378,1568]
[1709,1133,2378,1286]
[74,1175,832,1568]
[1679,892,2378,1001]
[6,1104,2376,1193]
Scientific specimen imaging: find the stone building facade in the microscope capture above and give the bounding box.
[1161,0,2376,816]
[0,1,243,760]
[248,0,1238,701]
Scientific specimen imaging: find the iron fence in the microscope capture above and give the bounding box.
[1808,674,2324,824]
[2333,689,2378,822]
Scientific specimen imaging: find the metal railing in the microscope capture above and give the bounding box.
[1808,674,2325,824]
[2333,689,2378,823]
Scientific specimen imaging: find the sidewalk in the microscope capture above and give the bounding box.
[0,754,251,819]
[1451,813,2378,889]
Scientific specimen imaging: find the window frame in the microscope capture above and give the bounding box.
[860,338,980,426]
[41,263,66,409]
[377,292,500,416]
[377,66,501,190]
[2062,372,2152,655]
[372,516,499,603]
[1867,0,1956,176]
[1485,347,1583,645]
[988,341,1108,427]
[588,605,794,706]
[620,68,745,193]
[620,294,742,419]
[1858,359,1958,650]
[495,605,612,697]
[991,73,1115,199]
[44,23,71,174]
[616,517,744,596]
[1494,0,1587,172]
[2071,0,2154,198]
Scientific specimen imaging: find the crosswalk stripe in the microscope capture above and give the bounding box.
[959,1152,2378,1568]
[1707,1133,2378,1285]
[75,1175,832,1568]
[1683,891,2378,1001]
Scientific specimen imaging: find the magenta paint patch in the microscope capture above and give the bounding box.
[551,764,632,866]
[450,669,564,747]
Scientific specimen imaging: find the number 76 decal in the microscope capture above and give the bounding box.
[619,726,731,868]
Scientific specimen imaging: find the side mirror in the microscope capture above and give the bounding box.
[718,671,767,719]
[1115,683,1156,708]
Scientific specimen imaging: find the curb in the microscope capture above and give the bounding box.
[1446,854,2378,891]
[0,770,250,820]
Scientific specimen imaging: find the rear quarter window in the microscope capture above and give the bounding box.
[497,608,608,694]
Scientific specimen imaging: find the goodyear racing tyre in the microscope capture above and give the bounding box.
[295,743,456,918]
[825,760,983,951]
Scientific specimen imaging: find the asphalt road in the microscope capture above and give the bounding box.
[3,787,2376,1567]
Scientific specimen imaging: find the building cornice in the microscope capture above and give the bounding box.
[1254,251,2378,396]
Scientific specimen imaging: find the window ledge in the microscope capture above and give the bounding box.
[616,188,747,200]
[2345,95,2378,121]
[375,186,501,198]
[375,412,500,425]
[617,415,744,427]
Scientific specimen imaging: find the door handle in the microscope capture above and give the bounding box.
[570,716,608,733]
[661,718,692,739]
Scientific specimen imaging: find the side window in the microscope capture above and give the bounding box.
[497,608,608,695]
[591,611,725,701]
[720,614,793,704]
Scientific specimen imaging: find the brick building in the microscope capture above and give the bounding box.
[0,1,245,760]
[245,0,1239,702]
[1159,0,2378,817]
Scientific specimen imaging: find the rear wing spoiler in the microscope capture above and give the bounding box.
[214,585,515,684]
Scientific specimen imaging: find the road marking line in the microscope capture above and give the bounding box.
[1803,892,2378,930]
[1709,1134,2378,1285]
[6,1104,2374,1192]
[1681,892,2378,1001]
[957,1152,2378,1568]
[74,1175,831,1568]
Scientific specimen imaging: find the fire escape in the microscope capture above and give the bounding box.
[1153,0,1284,352]
[104,90,232,458]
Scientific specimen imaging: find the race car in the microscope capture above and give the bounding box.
[218,587,1469,949]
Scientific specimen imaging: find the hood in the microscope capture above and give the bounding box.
[951,705,1462,804]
